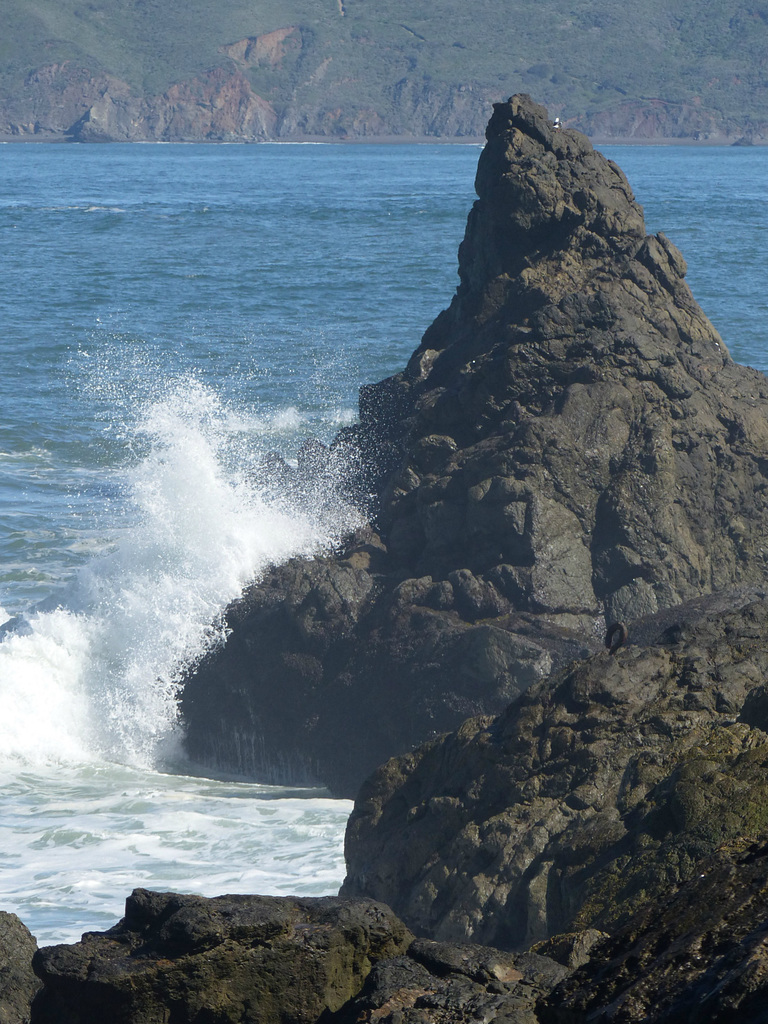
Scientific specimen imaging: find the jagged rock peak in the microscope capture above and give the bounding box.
[181,96,768,798]
[411,93,724,352]
[355,95,768,624]
[455,93,646,316]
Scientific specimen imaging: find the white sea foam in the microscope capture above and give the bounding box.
[263,405,304,432]
[0,376,358,941]
[0,377,362,771]
[1,763,352,945]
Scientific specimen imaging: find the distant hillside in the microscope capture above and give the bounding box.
[2,0,767,141]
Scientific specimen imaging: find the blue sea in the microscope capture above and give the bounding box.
[0,140,766,945]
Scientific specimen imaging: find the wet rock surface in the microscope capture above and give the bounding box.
[182,95,768,797]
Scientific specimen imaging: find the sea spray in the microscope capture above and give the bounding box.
[0,377,363,771]
[0,375,359,942]
[0,140,480,944]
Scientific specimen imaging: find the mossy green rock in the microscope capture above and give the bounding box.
[32,891,413,1024]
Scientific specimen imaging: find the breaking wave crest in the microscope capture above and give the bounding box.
[0,378,362,770]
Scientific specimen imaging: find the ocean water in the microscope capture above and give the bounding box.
[0,140,766,946]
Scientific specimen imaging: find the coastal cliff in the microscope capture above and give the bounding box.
[182,95,768,797]
[6,64,280,143]
[6,60,762,144]
[8,60,753,144]
[4,1,768,143]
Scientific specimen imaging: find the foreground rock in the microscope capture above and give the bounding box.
[28,857,768,1022]
[341,593,768,950]
[0,912,40,1024]
[32,890,411,1024]
[333,937,569,1024]
[28,887,586,1024]
[26,840,768,1023]
[29,890,574,1024]
[541,832,768,1022]
[182,95,768,797]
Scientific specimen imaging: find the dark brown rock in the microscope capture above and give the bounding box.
[540,834,768,1022]
[331,937,568,1024]
[341,594,768,952]
[31,890,412,1024]
[364,96,768,608]
[0,912,40,1024]
[182,95,768,797]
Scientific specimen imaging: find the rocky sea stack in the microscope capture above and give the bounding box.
[182,94,768,798]
[12,94,768,1024]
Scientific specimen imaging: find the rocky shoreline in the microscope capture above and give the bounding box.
[9,801,768,1022]
[6,95,768,1021]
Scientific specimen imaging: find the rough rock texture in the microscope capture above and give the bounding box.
[182,95,768,798]
[26,848,768,1023]
[31,889,412,1024]
[2,63,278,142]
[361,96,768,613]
[0,912,40,1024]
[540,833,768,1022]
[182,540,587,794]
[27,888,576,1024]
[332,937,568,1024]
[341,595,768,951]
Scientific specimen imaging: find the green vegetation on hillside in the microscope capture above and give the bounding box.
[2,0,768,137]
